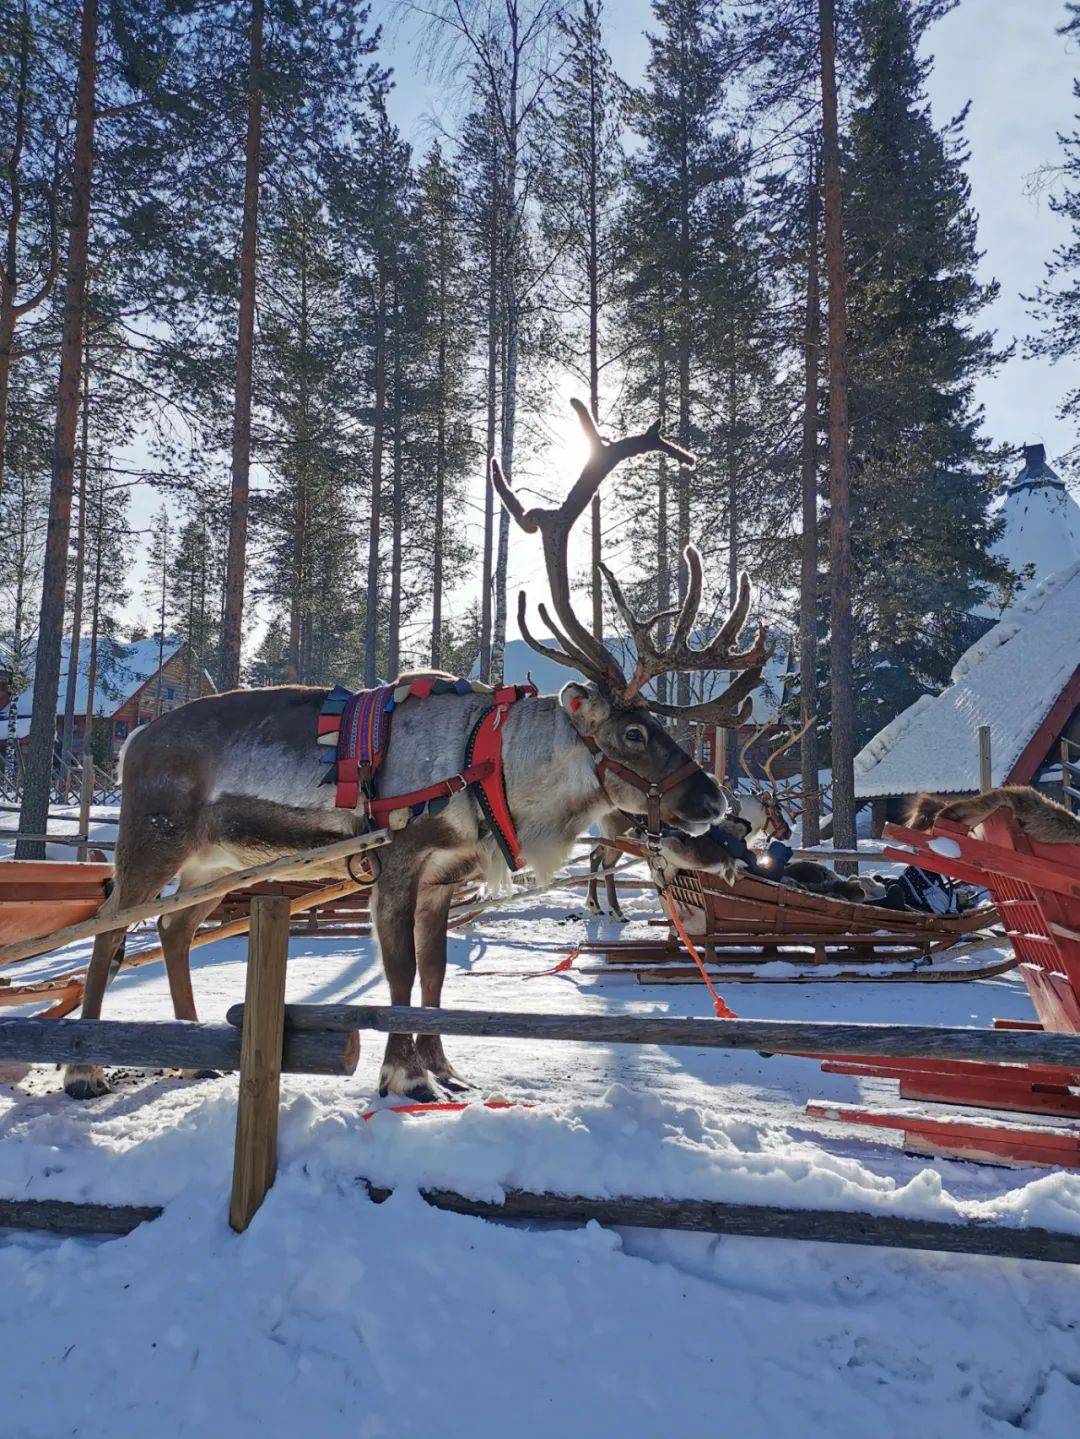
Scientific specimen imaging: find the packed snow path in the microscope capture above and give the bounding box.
[1,835,1079,1435]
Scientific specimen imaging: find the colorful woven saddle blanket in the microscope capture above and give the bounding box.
[317,674,495,816]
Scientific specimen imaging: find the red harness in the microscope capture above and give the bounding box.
[367,684,536,871]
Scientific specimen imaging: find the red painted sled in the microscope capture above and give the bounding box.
[809,809,1080,1168]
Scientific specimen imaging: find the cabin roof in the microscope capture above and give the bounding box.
[854,562,1080,798]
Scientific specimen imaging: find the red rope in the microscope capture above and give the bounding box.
[659,885,738,1019]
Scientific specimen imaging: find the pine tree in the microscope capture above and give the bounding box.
[843,0,1008,742]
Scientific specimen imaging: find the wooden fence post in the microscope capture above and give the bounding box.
[978,726,992,792]
[229,895,290,1233]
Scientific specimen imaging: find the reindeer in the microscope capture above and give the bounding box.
[63,401,767,1102]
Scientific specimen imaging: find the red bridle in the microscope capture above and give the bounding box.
[580,734,701,839]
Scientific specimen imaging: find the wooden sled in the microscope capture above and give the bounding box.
[580,844,1001,980]
[806,811,1080,1168]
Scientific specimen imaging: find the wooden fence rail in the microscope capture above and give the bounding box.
[0,1015,357,1076]
[231,1003,1080,1071]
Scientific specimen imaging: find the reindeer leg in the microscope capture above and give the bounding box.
[65,849,189,1100]
[585,846,603,914]
[374,866,442,1101]
[603,862,627,921]
[158,897,221,1077]
[414,880,470,1092]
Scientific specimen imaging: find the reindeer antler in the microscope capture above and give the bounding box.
[600,551,770,724]
[491,400,768,725]
[763,716,816,791]
[491,400,692,695]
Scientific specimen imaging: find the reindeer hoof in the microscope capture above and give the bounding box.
[611,908,629,922]
[436,1072,473,1094]
[64,1065,111,1100]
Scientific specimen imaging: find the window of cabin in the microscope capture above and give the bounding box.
[114,720,128,740]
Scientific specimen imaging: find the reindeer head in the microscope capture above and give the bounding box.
[736,718,818,843]
[490,400,769,835]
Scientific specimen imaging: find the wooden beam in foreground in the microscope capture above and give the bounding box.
[363,1184,1080,1266]
[0,1016,358,1076]
[0,1197,162,1237]
[230,897,290,1233]
[0,828,390,967]
[236,1004,1080,1071]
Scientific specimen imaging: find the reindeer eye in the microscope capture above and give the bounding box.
[624,724,647,745]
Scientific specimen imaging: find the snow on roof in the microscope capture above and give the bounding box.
[979,445,1080,616]
[493,629,793,725]
[0,635,185,738]
[854,561,1080,798]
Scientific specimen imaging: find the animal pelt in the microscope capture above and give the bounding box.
[907,785,1080,845]
[781,859,886,904]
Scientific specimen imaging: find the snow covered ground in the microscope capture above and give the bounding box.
[2,816,1080,1436]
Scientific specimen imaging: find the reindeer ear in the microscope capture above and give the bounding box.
[559,682,610,734]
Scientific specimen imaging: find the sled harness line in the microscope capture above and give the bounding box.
[658,883,738,1019]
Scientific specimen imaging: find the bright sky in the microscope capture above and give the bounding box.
[124,1,1080,658]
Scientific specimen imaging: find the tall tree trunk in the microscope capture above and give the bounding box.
[387,289,403,681]
[491,48,520,686]
[724,361,740,780]
[0,308,13,504]
[0,0,30,502]
[220,0,264,690]
[155,510,168,713]
[431,208,448,669]
[16,0,97,858]
[799,153,822,847]
[362,270,386,686]
[819,0,855,855]
[77,476,104,860]
[287,217,310,684]
[587,22,603,644]
[4,482,30,784]
[675,72,692,727]
[655,289,669,708]
[479,120,499,683]
[61,349,92,791]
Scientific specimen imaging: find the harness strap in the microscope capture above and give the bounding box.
[580,735,699,837]
[368,760,496,826]
[465,700,528,870]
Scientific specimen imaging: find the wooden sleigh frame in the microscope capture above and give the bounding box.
[578,839,1004,980]
[807,810,1080,1168]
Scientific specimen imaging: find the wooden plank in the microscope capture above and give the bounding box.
[885,822,1080,903]
[0,1197,161,1236]
[979,725,993,791]
[808,1100,1080,1170]
[229,897,290,1233]
[124,877,366,972]
[0,1015,358,1075]
[361,1183,1080,1265]
[0,828,391,967]
[237,1003,1080,1069]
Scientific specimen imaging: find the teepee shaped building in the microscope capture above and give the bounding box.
[984,444,1080,614]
